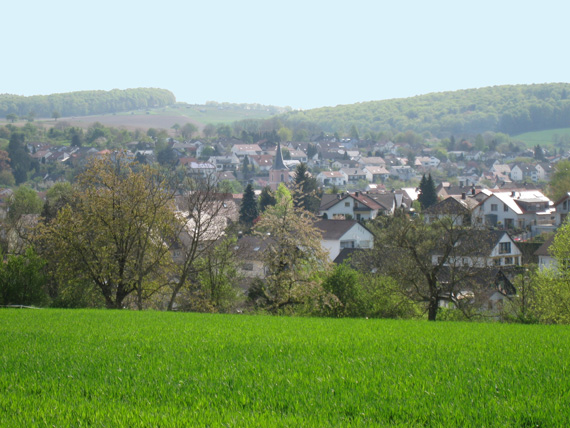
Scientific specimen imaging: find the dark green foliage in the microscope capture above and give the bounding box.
[8,132,31,185]
[239,184,258,228]
[0,88,175,119]
[534,144,545,161]
[322,264,364,317]
[157,147,178,167]
[258,186,277,212]
[418,174,438,210]
[293,163,321,213]
[0,247,47,306]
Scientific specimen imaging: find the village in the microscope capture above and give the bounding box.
[1,126,568,320]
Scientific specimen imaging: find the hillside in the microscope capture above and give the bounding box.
[280,83,570,138]
[0,88,176,119]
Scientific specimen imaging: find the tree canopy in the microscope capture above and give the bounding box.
[0,88,175,119]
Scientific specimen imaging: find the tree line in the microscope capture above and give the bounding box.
[1,88,175,119]
[260,83,570,138]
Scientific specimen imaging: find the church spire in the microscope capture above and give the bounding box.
[272,141,288,171]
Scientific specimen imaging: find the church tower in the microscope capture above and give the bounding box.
[269,141,289,190]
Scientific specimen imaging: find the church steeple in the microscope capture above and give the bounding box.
[272,141,288,171]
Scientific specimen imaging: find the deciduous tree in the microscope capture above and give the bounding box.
[36,153,177,309]
[360,215,495,321]
[166,174,233,311]
[250,196,332,313]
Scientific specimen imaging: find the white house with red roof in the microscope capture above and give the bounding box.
[319,192,383,221]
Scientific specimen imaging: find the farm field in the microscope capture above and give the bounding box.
[514,127,570,149]
[21,103,276,134]
[1,310,569,427]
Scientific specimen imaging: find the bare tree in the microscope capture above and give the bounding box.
[360,214,496,321]
[166,172,235,311]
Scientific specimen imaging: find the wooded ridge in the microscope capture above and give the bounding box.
[279,83,570,137]
[0,88,176,119]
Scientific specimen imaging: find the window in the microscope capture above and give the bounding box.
[491,204,498,211]
[242,263,254,271]
[503,204,509,212]
[345,202,350,207]
[504,257,513,265]
[494,258,501,266]
[499,242,511,254]
[340,240,355,249]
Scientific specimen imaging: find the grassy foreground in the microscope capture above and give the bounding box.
[1,310,569,427]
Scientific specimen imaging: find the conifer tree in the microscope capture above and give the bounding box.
[239,184,259,228]
[259,186,277,212]
[418,174,438,210]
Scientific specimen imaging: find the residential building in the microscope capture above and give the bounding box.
[314,219,374,261]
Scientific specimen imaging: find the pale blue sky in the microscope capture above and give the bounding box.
[2,0,569,109]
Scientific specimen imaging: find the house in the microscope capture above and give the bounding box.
[233,235,271,285]
[431,230,522,311]
[314,219,374,261]
[510,164,538,182]
[319,192,384,221]
[358,156,386,167]
[423,195,480,226]
[536,163,553,181]
[248,154,274,172]
[389,165,416,181]
[553,192,570,226]
[231,144,262,158]
[340,168,370,184]
[288,149,308,163]
[432,230,523,268]
[415,156,441,169]
[535,235,556,271]
[363,166,390,183]
[473,189,554,231]
[186,161,217,179]
[316,171,347,187]
[490,163,511,183]
[208,154,240,172]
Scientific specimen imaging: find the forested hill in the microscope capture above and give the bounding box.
[0,88,176,119]
[281,83,570,137]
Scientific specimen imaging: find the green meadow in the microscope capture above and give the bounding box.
[514,127,570,149]
[1,309,569,427]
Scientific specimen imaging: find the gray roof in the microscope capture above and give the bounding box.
[272,141,288,171]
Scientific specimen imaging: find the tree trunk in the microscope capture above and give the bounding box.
[428,299,439,321]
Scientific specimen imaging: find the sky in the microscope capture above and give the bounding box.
[2,0,570,110]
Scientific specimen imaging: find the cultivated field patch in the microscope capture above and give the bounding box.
[1,310,568,426]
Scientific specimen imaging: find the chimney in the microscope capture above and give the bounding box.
[511,191,516,197]
[471,186,475,195]
[355,192,359,197]
[461,193,466,200]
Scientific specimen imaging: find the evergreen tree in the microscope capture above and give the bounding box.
[8,132,31,185]
[242,156,250,174]
[418,174,438,210]
[293,163,321,213]
[259,186,277,212]
[239,184,259,228]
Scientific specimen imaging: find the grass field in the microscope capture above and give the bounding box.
[513,127,570,149]
[1,310,569,427]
